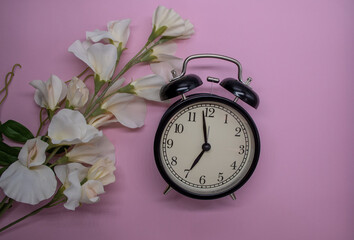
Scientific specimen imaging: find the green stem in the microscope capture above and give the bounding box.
[0,197,9,212]
[0,64,21,106]
[76,67,90,78]
[45,146,61,164]
[36,108,49,137]
[0,198,13,218]
[0,196,65,233]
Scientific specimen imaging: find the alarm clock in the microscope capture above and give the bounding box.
[153,54,260,200]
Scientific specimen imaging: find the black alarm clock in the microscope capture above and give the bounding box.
[154,54,260,200]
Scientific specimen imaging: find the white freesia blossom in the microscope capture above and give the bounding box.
[67,77,89,109]
[54,163,88,210]
[87,158,116,185]
[48,109,102,145]
[0,138,57,205]
[68,41,117,81]
[87,19,131,48]
[80,180,104,204]
[66,135,115,165]
[131,74,166,101]
[30,75,67,111]
[152,6,194,38]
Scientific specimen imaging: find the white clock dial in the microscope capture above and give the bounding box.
[156,97,259,198]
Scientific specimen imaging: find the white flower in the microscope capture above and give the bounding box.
[80,180,104,204]
[149,42,183,80]
[0,138,57,205]
[87,19,131,48]
[54,163,88,210]
[131,74,166,101]
[151,42,179,62]
[68,41,117,81]
[30,74,67,111]
[87,158,116,185]
[178,20,194,39]
[88,78,146,129]
[66,135,115,165]
[152,6,194,38]
[48,109,102,145]
[101,93,146,128]
[67,77,89,109]
[88,113,117,129]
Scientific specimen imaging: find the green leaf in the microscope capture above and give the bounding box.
[0,142,21,157]
[0,150,17,166]
[148,25,168,42]
[0,120,34,143]
[94,74,106,94]
[117,84,136,94]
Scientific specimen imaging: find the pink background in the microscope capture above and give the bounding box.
[0,0,353,239]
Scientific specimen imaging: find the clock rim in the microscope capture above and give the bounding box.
[153,93,261,200]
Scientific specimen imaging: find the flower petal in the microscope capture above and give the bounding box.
[86,29,114,43]
[66,135,115,165]
[107,19,131,48]
[87,43,117,81]
[68,40,94,70]
[102,93,146,128]
[80,180,105,204]
[48,109,102,145]
[153,6,185,37]
[132,74,166,101]
[88,113,117,129]
[29,80,48,108]
[18,138,48,167]
[54,163,88,211]
[0,161,57,205]
[105,77,126,96]
[150,56,183,81]
[87,158,116,185]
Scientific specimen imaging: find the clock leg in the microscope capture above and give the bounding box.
[230,193,236,200]
[163,185,173,195]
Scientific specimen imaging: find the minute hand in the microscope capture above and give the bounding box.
[202,111,208,143]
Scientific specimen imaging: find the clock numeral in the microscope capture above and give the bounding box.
[231,161,237,170]
[199,175,206,185]
[217,172,224,182]
[174,123,184,133]
[224,114,228,124]
[184,169,190,178]
[188,112,196,122]
[204,107,215,118]
[235,127,241,137]
[166,139,174,148]
[171,156,177,166]
[239,145,245,154]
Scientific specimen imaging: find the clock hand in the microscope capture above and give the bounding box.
[202,111,208,143]
[189,149,205,171]
[189,143,211,171]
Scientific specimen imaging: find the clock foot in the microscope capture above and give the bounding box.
[163,185,173,195]
[230,193,236,200]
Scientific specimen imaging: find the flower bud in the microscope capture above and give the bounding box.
[67,77,89,109]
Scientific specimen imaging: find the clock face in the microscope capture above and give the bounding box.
[154,94,260,199]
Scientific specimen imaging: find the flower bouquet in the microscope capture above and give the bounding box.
[0,6,194,232]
